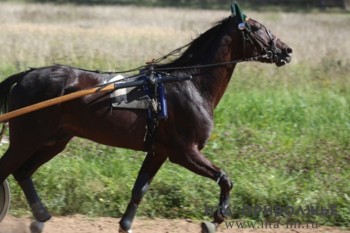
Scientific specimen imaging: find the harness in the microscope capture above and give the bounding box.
[106,68,192,151]
[142,67,169,151]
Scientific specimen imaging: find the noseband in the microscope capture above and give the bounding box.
[238,20,281,63]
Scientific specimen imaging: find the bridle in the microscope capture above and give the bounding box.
[237,18,281,63]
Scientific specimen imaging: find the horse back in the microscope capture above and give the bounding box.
[6,65,108,109]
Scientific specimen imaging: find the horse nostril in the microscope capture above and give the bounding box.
[286,47,293,54]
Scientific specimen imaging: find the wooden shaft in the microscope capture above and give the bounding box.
[0,83,115,123]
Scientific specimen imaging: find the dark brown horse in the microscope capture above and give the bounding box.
[0,4,292,233]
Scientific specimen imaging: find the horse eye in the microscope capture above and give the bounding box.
[252,26,261,32]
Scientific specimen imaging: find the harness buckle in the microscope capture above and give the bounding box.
[265,51,273,59]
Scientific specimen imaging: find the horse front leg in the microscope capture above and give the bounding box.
[119,152,167,233]
[204,170,233,232]
[167,147,233,233]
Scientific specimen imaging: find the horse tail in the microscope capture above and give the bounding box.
[0,71,28,115]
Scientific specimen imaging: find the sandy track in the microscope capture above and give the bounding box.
[0,215,349,233]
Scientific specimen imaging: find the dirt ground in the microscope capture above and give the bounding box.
[0,215,349,233]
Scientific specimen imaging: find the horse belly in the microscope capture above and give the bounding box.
[63,105,148,151]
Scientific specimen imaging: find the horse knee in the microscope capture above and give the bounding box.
[216,171,233,190]
[220,176,233,191]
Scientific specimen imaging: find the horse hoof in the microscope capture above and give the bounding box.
[201,221,216,233]
[119,227,132,233]
[30,221,45,233]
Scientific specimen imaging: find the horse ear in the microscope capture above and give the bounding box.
[231,3,236,17]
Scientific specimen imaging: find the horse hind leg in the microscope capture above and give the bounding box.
[0,144,40,231]
[12,135,72,233]
[0,144,38,185]
[167,147,233,233]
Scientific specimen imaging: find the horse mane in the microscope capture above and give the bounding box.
[156,17,232,69]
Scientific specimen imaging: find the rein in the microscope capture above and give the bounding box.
[92,52,270,90]
[151,53,269,72]
[57,16,276,80]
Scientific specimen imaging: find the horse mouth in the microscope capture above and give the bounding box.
[275,54,292,67]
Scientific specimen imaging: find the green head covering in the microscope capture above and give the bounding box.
[231,2,250,30]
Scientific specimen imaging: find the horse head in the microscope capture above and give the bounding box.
[231,2,293,66]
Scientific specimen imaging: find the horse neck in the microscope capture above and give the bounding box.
[193,33,240,109]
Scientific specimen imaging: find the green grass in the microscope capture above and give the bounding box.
[3,61,349,226]
[0,3,349,227]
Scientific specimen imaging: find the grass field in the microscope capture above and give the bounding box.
[0,2,349,227]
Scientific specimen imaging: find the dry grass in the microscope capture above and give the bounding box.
[0,2,349,73]
[0,3,223,71]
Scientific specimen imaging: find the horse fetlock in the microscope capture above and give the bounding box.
[213,209,227,224]
[30,202,51,222]
[120,208,137,233]
[119,219,133,233]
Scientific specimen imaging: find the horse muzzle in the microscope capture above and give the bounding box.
[275,47,293,67]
